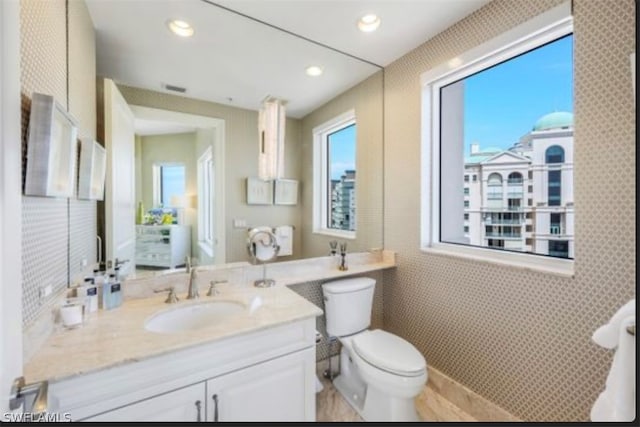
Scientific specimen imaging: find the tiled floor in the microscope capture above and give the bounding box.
[315,361,476,422]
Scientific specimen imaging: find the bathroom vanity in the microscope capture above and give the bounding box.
[23,285,321,421]
[22,251,396,421]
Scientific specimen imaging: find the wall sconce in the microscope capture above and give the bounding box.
[258,97,286,181]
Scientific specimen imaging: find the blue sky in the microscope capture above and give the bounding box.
[328,124,356,180]
[463,34,573,156]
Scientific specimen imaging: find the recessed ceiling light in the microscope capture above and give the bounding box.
[167,19,194,37]
[305,66,323,77]
[358,14,380,32]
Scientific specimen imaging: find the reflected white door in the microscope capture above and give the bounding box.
[1,0,23,414]
[104,79,135,275]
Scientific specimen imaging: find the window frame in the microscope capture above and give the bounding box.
[420,3,574,277]
[152,162,185,207]
[197,147,214,257]
[312,109,357,239]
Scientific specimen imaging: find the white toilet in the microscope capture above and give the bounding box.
[322,277,427,422]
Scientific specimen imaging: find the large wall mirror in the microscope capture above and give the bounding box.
[89,0,383,276]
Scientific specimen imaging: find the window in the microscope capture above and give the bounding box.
[197,147,214,256]
[545,145,565,164]
[464,213,469,220]
[313,110,356,238]
[550,213,562,234]
[548,170,562,206]
[420,4,573,274]
[472,174,477,182]
[464,187,469,195]
[464,200,469,208]
[153,163,185,207]
[464,226,469,233]
[548,240,569,258]
[464,175,470,182]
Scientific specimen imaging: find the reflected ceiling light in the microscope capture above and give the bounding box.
[167,19,194,37]
[305,66,324,77]
[358,14,381,32]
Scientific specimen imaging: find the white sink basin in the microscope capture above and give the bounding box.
[145,301,245,333]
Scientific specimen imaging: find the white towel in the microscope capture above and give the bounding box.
[592,299,635,349]
[275,225,293,256]
[590,299,636,422]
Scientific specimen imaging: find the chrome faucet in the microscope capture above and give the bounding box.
[187,268,199,300]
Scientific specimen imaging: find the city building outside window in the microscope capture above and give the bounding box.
[421,5,574,273]
[313,110,357,238]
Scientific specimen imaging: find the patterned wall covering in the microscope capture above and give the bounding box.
[300,72,384,258]
[116,86,303,264]
[21,0,97,326]
[289,271,383,361]
[382,0,635,421]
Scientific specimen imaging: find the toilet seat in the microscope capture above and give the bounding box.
[352,329,426,377]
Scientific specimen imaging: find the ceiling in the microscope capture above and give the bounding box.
[86,0,489,119]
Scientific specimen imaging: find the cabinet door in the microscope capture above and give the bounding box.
[83,382,205,422]
[206,348,315,422]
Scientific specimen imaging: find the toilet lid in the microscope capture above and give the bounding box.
[352,330,426,376]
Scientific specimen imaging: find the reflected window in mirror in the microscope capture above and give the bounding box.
[153,163,186,207]
[312,110,357,239]
[197,147,214,257]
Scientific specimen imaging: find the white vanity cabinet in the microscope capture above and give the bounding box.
[48,319,317,422]
[206,348,314,422]
[85,383,206,422]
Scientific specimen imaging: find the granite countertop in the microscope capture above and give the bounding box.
[23,284,322,384]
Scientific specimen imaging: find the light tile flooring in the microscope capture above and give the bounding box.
[315,361,476,422]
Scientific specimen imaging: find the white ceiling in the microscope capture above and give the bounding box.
[86,0,489,119]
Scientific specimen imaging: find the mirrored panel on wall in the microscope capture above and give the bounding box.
[88,0,383,276]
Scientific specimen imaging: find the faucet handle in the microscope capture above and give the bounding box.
[207,280,225,297]
[154,286,179,304]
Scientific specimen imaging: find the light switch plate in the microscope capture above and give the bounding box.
[233,219,247,228]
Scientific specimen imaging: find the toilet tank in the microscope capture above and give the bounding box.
[322,278,375,337]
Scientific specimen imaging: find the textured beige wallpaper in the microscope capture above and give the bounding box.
[117,86,303,263]
[382,0,635,421]
[300,71,384,258]
[20,0,97,326]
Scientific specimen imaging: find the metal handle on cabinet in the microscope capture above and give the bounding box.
[212,394,219,422]
[195,400,202,422]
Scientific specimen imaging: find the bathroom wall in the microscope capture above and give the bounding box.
[382,0,635,421]
[300,71,384,258]
[20,0,96,330]
[117,86,303,264]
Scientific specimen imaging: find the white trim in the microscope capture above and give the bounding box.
[197,147,214,257]
[312,109,357,239]
[420,2,574,277]
[129,105,226,264]
[0,0,23,412]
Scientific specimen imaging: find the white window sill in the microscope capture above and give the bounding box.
[313,228,356,240]
[421,243,574,278]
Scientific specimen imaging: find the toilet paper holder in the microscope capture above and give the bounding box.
[627,324,635,336]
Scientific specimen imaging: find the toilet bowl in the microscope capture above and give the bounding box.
[322,278,427,421]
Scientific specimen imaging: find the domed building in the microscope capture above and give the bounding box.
[463,112,574,259]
